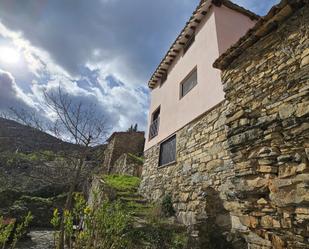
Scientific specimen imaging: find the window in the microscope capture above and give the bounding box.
[180,68,197,98]
[149,107,160,140]
[183,34,195,54]
[159,135,176,167]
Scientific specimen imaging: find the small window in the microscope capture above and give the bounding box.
[159,135,176,167]
[183,34,195,54]
[149,107,160,140]
[180,68,197,98]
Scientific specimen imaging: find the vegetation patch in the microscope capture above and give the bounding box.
[128,153,144,164]
[0,150,57,167]
[103,174,141,192]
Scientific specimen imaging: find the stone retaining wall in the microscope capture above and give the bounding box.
[103,132,145,173]
[113,153,143,177]
[140,3,309,249]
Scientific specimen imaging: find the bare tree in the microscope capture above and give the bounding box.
[5,86,108,249]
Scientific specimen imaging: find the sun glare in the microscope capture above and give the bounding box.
[0,46,21,64]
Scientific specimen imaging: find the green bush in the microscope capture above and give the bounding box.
[0,212,33,249]
[52,195,133,249]
[161,194,175,217]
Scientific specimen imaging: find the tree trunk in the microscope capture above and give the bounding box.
[58,159,84,249]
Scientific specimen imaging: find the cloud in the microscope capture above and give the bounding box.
[0,0,280,137]
[0,69,35,112]
[233,0,280,16]
[0,0,200,84]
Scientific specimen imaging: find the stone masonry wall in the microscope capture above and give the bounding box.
[140,4,309,249]
[113,153,143,177]
[103,132,145,173]
[221,4,309,249]
[140,101,241,245]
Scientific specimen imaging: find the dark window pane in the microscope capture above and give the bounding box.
[152,108,160,122]
[159,135,176,166]
[149,107,160,140]
[181,69,197,97]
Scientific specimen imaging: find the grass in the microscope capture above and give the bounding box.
[103,174,141,192]
[0,151,57,167]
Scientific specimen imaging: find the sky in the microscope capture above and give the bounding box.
[0,0,280,137]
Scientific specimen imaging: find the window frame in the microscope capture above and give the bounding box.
[148,106,160,141]
[158,134,177,168]
[180,67,198,99]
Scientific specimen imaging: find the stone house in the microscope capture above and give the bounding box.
[103,131,145,175]
[141,0,308,248]
[145,0,258,152]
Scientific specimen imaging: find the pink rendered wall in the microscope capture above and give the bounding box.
[214,5,256,55]
[145,6,256,151]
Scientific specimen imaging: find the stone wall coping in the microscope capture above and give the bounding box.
[107,131,145,142]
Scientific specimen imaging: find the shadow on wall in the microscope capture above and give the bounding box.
[188,187,246,249]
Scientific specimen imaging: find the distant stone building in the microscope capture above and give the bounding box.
[103,131,145,175]
[141,0,308,248]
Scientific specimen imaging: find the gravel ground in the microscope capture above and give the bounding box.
[16,230,54,249]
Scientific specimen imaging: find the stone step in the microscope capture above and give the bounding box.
[116,191,142,198]
[119,197,148,204]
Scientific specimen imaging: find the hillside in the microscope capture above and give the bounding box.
[0,117,104,227]
[0,117,77,153]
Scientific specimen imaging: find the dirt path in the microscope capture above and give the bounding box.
[16,230,54,249]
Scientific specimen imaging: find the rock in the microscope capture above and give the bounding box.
[279,103,295,119]
[258,159,276,165]
[291,122,309,135]
[179,193,190,202]
[301,48,309,58]
[226,110,245,124]
[205,159,223,171]
[260,215,273,228]
[277,155,293,162]
[278,164,298,178]
[271,234,286,249]
[257,198,268,205]
[257,165,278,173]
[294,153,302,163]
[177,211,196,226]
[269,179,309,207]
[300,55,309,67]
[295,207,309,214]
[256,147,280,158]
[239,215,259,228]
[231,215,248,231]
[295,102,309,117]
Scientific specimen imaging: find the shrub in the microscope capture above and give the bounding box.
[0,212,33,249]
[52,195,133,249]
[161,194,175,217]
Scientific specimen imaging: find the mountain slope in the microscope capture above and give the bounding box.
[0,117,77,153]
